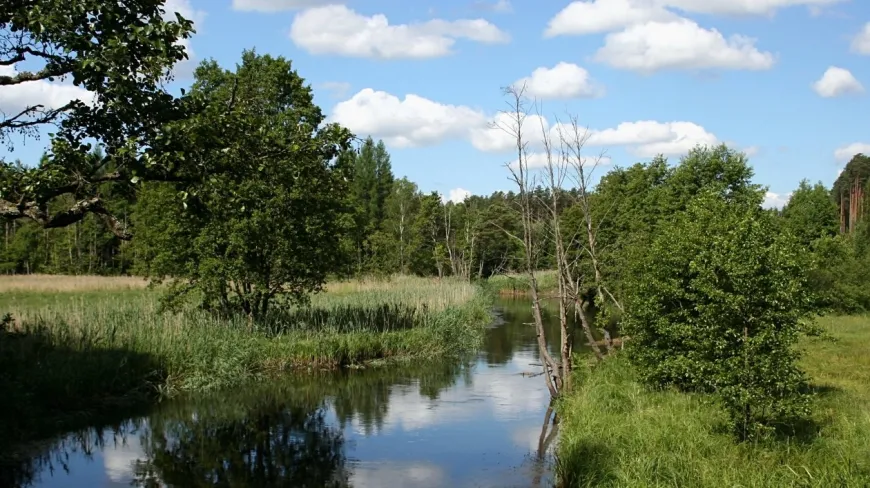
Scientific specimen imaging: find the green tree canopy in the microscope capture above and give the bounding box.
[622,190,814,439]
[0,0,195,237]
[133,50,354,319]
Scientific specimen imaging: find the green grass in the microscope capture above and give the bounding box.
[488,270,559,296]
[0,275,492,448]
[555,315,870,487]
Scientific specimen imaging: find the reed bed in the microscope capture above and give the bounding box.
[0,274,149,293]
[0,275,493,448]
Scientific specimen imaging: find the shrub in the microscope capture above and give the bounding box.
[622,191,815,439]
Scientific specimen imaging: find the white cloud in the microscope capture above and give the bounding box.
[331,89,717,157]
[290,5,509,59]
[513,63,603,99]
[851,22,870,55]
[834,142,870,161]
[444,187,472,204]
[470,112,551,152]
[545,0,845,37]
[232,0,333,11]
[594,18,775,72]
[812,67,864,97]
[0,65,94,119]
[545,0,676,37]
[162,0,206,78]
[586,120,718,156]
[331,88,486,148]
[511,152,612,170]
[763,191,791,209]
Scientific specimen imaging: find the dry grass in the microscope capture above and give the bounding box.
[0,274,149,293]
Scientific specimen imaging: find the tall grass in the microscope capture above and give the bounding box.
[0,274,149,292]
[488,270,559,296]
[556,315,870,487]
[0,275,492,448]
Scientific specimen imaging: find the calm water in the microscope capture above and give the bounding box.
[11,298,579,487]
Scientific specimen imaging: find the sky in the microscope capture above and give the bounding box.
[4,0,870,208]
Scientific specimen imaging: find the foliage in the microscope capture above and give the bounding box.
[0,0,194,236]
[621,191,815,439]
[131,51,354,318]
[782,179,839,247]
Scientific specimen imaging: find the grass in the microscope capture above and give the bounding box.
[555,315,870,487]
[0,274,492,449]
[488,270,559,296]
[0,274,149,292]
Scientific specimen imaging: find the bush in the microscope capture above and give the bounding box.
[621,191,815,439]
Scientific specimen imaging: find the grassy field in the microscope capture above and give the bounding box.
[0,274,492,447]
[556,315,870,487]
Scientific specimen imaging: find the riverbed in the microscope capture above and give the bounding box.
[12,298,572,487]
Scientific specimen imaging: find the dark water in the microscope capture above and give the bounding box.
[12,298,577,488]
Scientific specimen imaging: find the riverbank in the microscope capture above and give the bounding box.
[556,315,870,487]
[0,275,493,449]
[488,271,558,296]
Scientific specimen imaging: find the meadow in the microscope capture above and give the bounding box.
[0,274,492,447]
[555,315,870,487]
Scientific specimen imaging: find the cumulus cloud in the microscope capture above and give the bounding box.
[0,65,94,120]
[331,89,718,157]
[593,18,775,72]
[289,5,509,59]
[812,66,864,97]
[586,120,718,156]
[510,152,612,170]
[763,191,791,209]
[851,22,870,55]
[546,0,845,37]
[546,0,676,36]
[834,142,870,161]
[443,187,472,204]
[513,63,603,99]
[331,88,486,148]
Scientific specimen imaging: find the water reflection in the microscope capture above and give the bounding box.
[9,298,560,487]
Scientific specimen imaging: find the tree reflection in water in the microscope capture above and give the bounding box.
[129,360,469,487]
[132,387,349,487]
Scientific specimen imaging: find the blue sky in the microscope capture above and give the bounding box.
[4,0,870,207]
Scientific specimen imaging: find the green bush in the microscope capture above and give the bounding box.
[622,191,815,439]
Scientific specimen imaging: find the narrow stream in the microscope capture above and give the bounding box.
[11,298,578,487]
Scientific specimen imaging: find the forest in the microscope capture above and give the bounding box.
[5,141,870,316]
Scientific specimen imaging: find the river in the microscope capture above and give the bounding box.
[10,298,580,487]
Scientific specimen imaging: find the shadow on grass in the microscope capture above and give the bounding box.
[554,441,615,488]
[0,325,164,487]
[259,303,428,335]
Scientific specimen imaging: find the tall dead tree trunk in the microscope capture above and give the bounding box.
[495,85,562,397]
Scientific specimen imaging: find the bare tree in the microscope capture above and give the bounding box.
[494,84,621,398]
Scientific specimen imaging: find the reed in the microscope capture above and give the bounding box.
[0,275,492,448]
